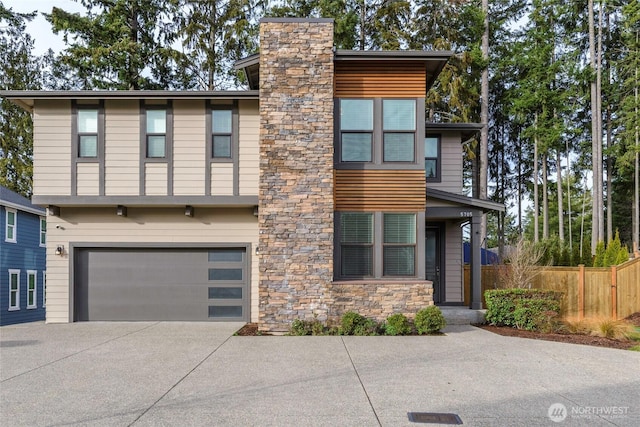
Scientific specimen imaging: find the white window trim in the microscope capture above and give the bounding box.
[27,270,37,309]
[42,271,46,308]
[8,269,20,311]
[5,208,17,243]
[40,216,46,247]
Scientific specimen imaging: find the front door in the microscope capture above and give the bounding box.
[426,225,444,303]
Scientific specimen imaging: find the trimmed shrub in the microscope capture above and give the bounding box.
[339,311,379,336]
[288,318,326,336]
[384,313,411,336]
[485,289,563,331]
[415,306,446,334]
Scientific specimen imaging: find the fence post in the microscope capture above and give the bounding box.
[578,264,585,320]
[611,265,618,320]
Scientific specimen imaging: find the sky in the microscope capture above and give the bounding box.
[5,0,84,55]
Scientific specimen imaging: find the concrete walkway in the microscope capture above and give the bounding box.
[1,322,638,426]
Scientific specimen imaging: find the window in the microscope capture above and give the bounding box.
[383,100,416,162]
[77,109,98,157]
[212,109,233,158]
[42,271,46,308]
[425,135,441,181]
[5,208,16,243]
[340,213,373,276]
[40,217,46,246]
[340,99,373,162]
[337,212,418,279]
[383,214,416,276]
[8,270,19,310]
[338,98,418,164]
[27,270,37,309]
[146,109,167,158]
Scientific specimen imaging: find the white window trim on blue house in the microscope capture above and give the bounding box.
[27,270,37,309]
[9,269,20,311]
[43,271,46,308]
[5,208,17,243]
[40,217,46,247]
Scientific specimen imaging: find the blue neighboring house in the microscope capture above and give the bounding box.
[1,185,46,325]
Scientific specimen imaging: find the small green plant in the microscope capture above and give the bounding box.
[415,306,446,334]
[485,289,563,331]
[383,313,411,336]
[630,345,640,352]
[288,318,326,336]
[339,311,379,335]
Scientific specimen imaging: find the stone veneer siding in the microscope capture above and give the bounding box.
[327,282,434,324]
[258,19,335,332]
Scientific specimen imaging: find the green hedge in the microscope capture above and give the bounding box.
[485,289,563,332]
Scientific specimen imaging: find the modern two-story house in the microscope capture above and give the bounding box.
[2,18,503,332]
[1,185,47,325]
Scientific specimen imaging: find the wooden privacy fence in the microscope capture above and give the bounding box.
[464,257,640,320]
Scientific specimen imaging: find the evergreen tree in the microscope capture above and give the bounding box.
[0,3,42,197]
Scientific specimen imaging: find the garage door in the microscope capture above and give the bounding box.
[74,247,249,321]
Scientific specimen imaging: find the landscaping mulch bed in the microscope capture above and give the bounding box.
[476,311,640,351]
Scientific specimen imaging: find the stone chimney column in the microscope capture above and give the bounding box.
[258,18,335,333]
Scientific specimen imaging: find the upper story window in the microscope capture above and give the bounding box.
[425,135,441,181]
[340,99,374,162]
[39,217,46,247]
[146,109,167,158]
[383,100,416,162]
[212,109,233,158]
[5,208,16,243]
[337,212,417,279]
[78,109,98,157]
[338,98,418,165]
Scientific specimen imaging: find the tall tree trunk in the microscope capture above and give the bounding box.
[597,1,605,242]
[635,52,640,255]
[557,150,564,241]
[480,0,489,247]
[518,135,523,235]
[543,153,549,239]
[566,139,573,250]
[589,0,602,253]
[534,122,540,242]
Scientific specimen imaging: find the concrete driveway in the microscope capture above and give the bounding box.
[1,322,638,426]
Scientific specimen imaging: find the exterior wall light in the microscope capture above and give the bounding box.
[55,245,65,256]
[185,206,194,217]
[116,205,127,217]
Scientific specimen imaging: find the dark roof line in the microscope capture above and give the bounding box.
[426,187,505,213]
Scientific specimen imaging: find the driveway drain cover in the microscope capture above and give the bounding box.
[407,412,463,424]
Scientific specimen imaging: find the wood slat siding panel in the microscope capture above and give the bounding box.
[335,169,425,211]
[430,132,463,194]
[44,207,259,323]
[239,100,259,196]
[335,62,426,98]
[144,163,168,196]
[173,100,206,195]
[76,163,99,196]
[211,163,234,196]
[105,100,139,195]
[33,100,72,196]
[444,224,463,302]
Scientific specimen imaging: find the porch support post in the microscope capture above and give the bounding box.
[470,210,483,309]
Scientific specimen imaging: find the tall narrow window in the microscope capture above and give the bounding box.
[5,208,16,243]
[383,100,416,162]
[78,109,98,157]
[42,271,47,308]
[8,270,19,310]
[340,213,373,276]
[40,217,46,246]
[383,213,416,276]
[212,109,233,158]
[340,99,373,162]
[27,270,37,309]
[146,109,167,158]
[425,136,441,181]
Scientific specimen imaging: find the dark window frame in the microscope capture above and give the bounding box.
[382,99,417,163]
[425,134,442,182]
[144,107,168,159]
